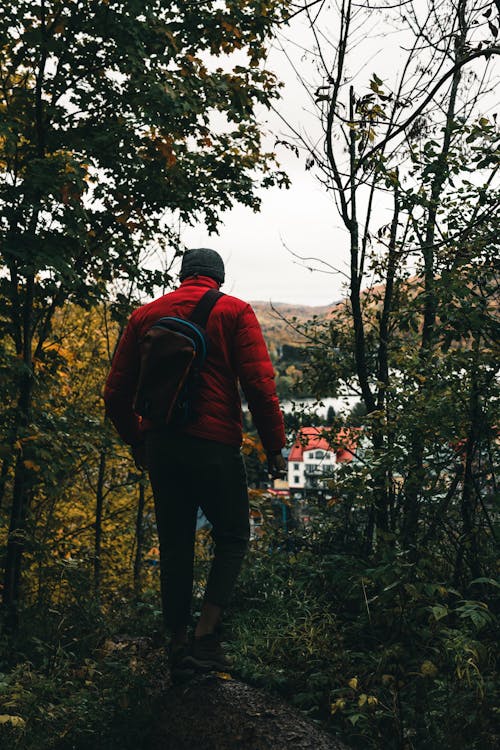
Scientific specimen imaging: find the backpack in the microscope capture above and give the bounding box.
[134,289,223,426]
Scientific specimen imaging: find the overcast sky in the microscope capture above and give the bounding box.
[181,3,497,306]
[181,5,410,307]
[182,166,348,307]
[182,13,350,307]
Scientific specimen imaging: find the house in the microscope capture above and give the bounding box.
[288,426,358,495]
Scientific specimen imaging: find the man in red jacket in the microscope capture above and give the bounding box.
[104,247,286,674]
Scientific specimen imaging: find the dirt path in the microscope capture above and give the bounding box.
[149,672,349,750]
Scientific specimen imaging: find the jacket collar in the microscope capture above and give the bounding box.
[179,275,221,290]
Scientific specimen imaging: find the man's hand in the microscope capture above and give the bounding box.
[267,451,287,480]
[131,443,147,471]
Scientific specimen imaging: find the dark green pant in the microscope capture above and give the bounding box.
[146,431,250,629]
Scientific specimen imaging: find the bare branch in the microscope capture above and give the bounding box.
[357,47,500,169]
[281,236,351,280]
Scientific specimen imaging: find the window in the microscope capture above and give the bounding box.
[294,475,300,484]
[294,463,299,470]
[315,450,324,459]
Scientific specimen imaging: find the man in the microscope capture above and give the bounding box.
[104,248,286,673]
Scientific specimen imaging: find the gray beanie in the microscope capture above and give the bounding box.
[179,247,225,284]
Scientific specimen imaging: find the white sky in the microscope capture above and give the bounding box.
[181,3,498,306]
[181,4,411,306]
[182,14,351,306]
[182,165,349,306]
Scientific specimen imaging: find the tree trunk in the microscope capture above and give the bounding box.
[372,180,400,539]
[134,476,146,592]
[403,17,466,549]
[0,453,13,513]
[2,272,35,630]
[348,87,376,416]
[94,449,107,594]
[459,338,482,579]
[2,370,34,629]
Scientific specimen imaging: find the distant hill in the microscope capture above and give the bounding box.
[247,301,333,400]
[250,300,336,359]
[251,278,429,348]
[249,278,422,359]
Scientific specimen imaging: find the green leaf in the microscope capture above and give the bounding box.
[469,578,500,589]
[430,604,449,622]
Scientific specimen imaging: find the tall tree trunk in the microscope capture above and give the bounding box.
[94,450,107,594]
[372,180,400,538]
[134,477,146,593]
[403,12,466,549]
[347,86,381,552]
[1,5,50,628]
[349,86,376,416]
[0,454,13,513]
[2,274,35,630]
[2,413,34,627]
[459,337,482,579]
[2,453,33,629]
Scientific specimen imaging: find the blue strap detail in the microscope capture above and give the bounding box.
[153,317,207,361]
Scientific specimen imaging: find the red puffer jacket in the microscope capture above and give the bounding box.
[104,276,285,453]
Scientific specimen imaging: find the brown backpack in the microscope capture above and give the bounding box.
[134,289,223,426]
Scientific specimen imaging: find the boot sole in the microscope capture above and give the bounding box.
[182,654,232,673]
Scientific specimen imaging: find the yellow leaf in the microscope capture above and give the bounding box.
[348,677,358,690]
[23,460,41,472]
[330,698,345,715]
[215,671,232,680]
[358,693,368,707]
[0,714,25,727]
[421,660,438,677]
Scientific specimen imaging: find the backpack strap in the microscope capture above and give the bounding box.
[189,289,224,328]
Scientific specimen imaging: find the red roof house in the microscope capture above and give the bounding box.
[288,426,359,491]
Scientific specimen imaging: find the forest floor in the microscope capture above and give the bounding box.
[108,635,348,750]
[151,673,348,750]
[0,629,349,750]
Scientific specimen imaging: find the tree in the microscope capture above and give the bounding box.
[279,0,499,554]
[0,0,290,627]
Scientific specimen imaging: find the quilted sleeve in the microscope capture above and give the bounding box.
[234,304,285,453]
[103,314,142,445]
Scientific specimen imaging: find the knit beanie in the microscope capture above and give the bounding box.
[179,247,225,284]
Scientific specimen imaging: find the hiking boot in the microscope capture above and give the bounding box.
[184,633,233,672]
[168,641,194,679]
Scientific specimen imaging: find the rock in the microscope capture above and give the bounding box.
[149,673,349,750]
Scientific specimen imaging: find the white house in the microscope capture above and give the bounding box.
[288,426,358,492]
